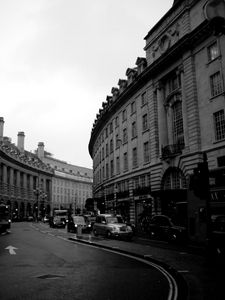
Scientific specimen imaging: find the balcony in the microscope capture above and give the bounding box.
[133,186,151,196]
[161,142,184,159]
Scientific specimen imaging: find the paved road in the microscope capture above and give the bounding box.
[1,222,179,300]
[34,222,225,300]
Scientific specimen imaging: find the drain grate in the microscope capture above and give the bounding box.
[36,274,65,279]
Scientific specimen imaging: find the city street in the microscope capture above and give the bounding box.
[1,222,178,300]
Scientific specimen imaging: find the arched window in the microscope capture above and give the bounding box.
[162,167,187,190]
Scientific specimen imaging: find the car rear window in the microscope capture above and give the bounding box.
[73,216,85,224]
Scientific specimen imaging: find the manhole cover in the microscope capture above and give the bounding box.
[36,274,65,279]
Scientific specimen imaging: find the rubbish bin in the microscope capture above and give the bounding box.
[77,225,82,236]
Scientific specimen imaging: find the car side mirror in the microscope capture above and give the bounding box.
[102,221,106,224]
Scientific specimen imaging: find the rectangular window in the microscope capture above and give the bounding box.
[116,156,120,174]
[208,41,219,61]
[116,134,121,148]
[172,101,184,145]
[131,101,136,114]
[106,163,109,179]
[106,143,109,156]
[214,110,225,141]
[141,92,147,106]
[131,121,137,138]
[122,109,127,122]
[110,160,114,177]
[123,128,128,143]
[210,71,223,97]
[109,122,113,133]
[115,116,119,128]
[142,114,148,131]
[132,147,138,168]
[143,141,150,163]
[110,139,113,153]
[133,177,139,189]
[105,127,108,138]
[123,152,128,171]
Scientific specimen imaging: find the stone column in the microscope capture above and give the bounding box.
[3,164,7,183]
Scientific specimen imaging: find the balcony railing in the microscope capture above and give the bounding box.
[133,186,151,196]
[161,142,185,159]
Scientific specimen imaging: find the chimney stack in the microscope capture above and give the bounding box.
[0,117,4,141]
[37,142,45,159]
[17,131,25,152]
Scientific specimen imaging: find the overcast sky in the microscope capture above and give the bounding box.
[1,0,172,169]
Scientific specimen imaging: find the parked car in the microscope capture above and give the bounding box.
[92,214,133,240]
[208,214,225,259]
[148,214,187,243]
[67,215,87,233]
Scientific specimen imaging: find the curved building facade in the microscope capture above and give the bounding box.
[89,0,225,232]
[0,118,53,220]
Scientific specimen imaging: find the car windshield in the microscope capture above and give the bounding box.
[73,216,85,225]
[106,217,119,224]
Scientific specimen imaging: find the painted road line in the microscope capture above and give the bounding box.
[177,270,189,273]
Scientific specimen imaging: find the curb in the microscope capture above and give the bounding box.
[68,236,188,300]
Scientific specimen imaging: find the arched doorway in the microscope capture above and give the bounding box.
[160,167,187,226]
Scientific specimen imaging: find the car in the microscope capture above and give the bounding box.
[208,214,225,259]
[148,214,187,243]
[50,215,66,228]
[83,215,96,232]
[67,215,87,233]
[92,214,133,240]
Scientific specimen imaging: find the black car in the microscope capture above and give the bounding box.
[208,214,225,259]
[148,214,187,243]
[67,215,87,233]
[83,215,96,232]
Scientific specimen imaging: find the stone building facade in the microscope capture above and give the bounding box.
[88,0,225,234]
[0,117,53,220]
[37,142,93,214]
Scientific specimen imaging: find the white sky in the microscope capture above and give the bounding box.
[0,0,172,169]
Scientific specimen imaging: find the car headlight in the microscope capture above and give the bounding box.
[111,226,119,232]
[75,224,78,227]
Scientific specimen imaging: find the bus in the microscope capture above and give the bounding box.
[0,203,11,233]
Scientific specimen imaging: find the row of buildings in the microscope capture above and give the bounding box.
[0,117,93,220]
[88,0,225,243]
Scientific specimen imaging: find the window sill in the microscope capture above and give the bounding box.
[206,55,221,66]
[142,129,149,134]
[209,91,225,101]
[213,138,225,145]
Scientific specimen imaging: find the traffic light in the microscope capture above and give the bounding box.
[189,160,209,199]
